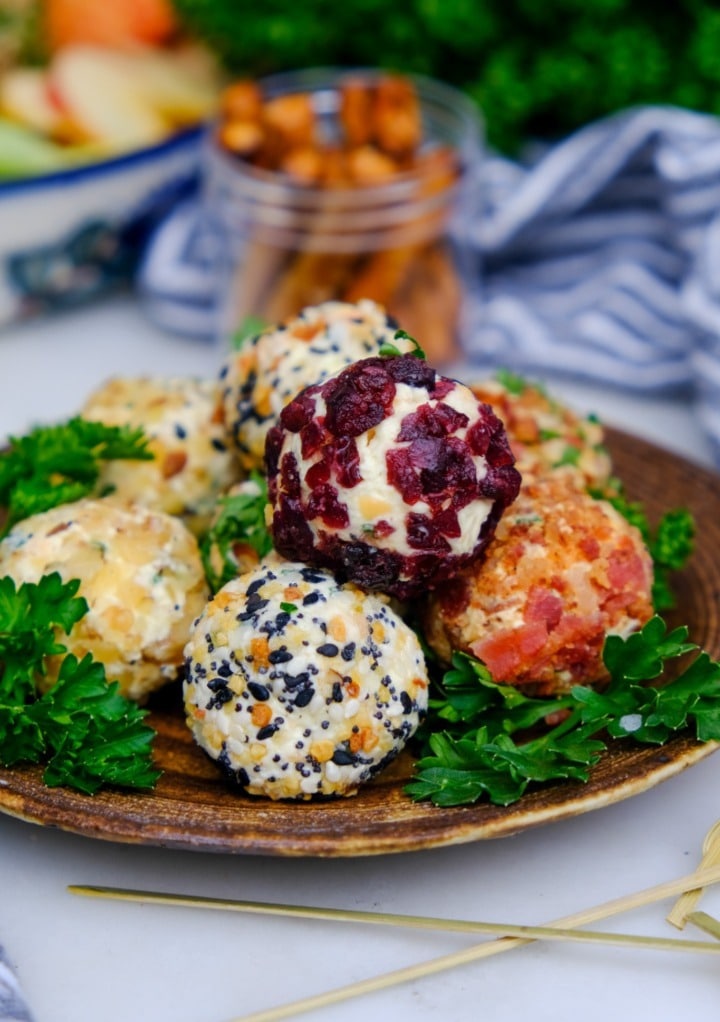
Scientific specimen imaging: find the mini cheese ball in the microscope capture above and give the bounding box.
[0,498,210,702]
[219,299,416,472]
[469,375,612,492]
[266,354,521,600]
[81,375,240,534]
[183,560,429,799]
[422,478,654,695]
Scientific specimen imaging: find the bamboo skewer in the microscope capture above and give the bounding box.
[70,861,720,1022]
[687,910,720,941]
[666,819,720,929]
[67,881,720,954]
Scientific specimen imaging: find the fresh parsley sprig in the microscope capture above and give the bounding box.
[0,417,154,538]
[379,329,426,360]
[0,573,160,794]
[406,616,720,808]
[200,472,273,592]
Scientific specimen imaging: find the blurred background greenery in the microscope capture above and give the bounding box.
[3,0,720,154]
[171,0,720,153]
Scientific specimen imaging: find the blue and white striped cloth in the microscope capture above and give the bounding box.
[139,104,720,464]
[0,945,33,1022]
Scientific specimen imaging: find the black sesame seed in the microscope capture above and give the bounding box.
[331,748,355,766]
[317,643,339,657]
[302,591,321,605]
[293,687,315,708]
[256,724,278,740]
[332,681,343,702]
[400,691,413,713]
[248,681,270,701]
[268,648,293,664]
[174,424,187,439]
[211,437,227,452]
[341,643,356,661]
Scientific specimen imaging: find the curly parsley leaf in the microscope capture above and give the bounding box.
[0,573,160,793]
[407,616,720,808]
[0,417,154,538]
[200,473,272,592]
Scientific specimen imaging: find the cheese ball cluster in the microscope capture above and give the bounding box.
[82,375,240,535]
[422,478,654,695]
[0,498,210,702]
[266,354,521,600]
[219,299,416,472]
[469,375,612,492]
[183,559,429,799]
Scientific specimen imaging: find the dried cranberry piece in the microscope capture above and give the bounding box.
[385,354,436,390]
[272,503,316,562]
[324,359,396,437]
[305,458,331,489]
[333,436,361,488]
[306,483,350,529]
[406,513,452,552]
[396,402,469,441]
[300,418,326,458]
[280,389,317,432]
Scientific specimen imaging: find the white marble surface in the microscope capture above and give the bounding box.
[1,298,719,1022]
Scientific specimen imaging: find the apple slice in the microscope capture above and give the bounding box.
[50,45,169,150]
[121,46,222,125]
[0,68,61,136]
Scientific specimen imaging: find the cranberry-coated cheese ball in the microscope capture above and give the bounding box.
[0,498,210,702]
[423,478,654,695]
[183,560,429,799]
[219,299,415,472]
[82,376,240,535]
[266,355,521,600]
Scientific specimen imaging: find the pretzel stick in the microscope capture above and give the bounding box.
[687,910,720,941]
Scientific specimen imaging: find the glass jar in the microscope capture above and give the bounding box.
[203,68,483,365]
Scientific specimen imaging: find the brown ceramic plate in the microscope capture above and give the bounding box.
[1,427,719,857]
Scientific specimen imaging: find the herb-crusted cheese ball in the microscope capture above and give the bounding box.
[219,299,415,472]
[422,478,654,695]
[266,354,521,600]
[469,374,612,492]
[81,375,240,534]
[183,560,429,799]
[0,498,210,702]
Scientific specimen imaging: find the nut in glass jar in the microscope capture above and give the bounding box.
[204,68,483,364]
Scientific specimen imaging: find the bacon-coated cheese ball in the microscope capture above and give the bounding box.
[469,375,612,492]
[183,560,429,799]
[81,376,240,534]
[0,498,210,702]
[266,354,521,600]
[219,299,415,472]
[422,478,654,695]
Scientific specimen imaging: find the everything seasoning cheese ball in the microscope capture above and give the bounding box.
[183,560,429,799]
[422,478,654,695]
[81,375,240,535]
[265,354,521,600]
[0,498,210,702]
[218,299,416,472]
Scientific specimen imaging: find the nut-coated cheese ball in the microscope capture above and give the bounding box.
[266,354,521,600]
[422,478,654,695]
[469,375,612,492]
[183,560,429,799]
[219,299,414,472]
[0,498,210,702]
[81,375,240,534]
